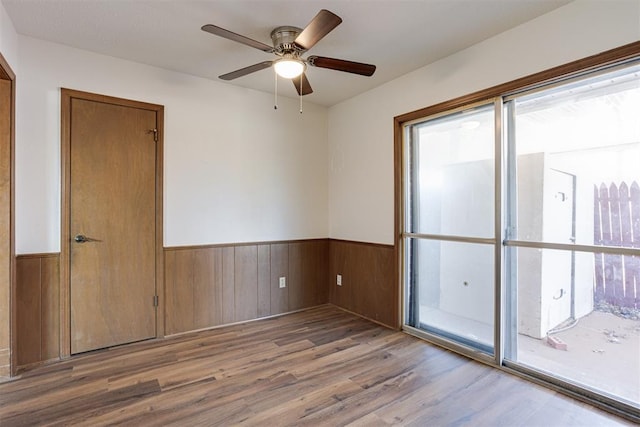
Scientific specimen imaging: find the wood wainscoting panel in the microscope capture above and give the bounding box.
[164,239,329,336]
[14,239,397,366]
[221,247,235,325]
[164,247,226,335]
[329,240,397,329]
[329,240,350,311]
[311,240,330,305]
[269,243,289,315]
[40,256,60,361]
[164,249,194,334]
[289,243,303,310]
[16,257,40,365]
[15,254,60,367]
[257,245,271,318]
[234,245,258,322]
[290,240,329,310]
[193,248,223,330]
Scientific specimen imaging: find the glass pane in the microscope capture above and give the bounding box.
[408,105,494,238]
[506,247,640,407]
[407,238,494,354]
[511,63,640,246]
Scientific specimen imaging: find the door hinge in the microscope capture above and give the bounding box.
[153,295,159,307]
[147,128,158,142]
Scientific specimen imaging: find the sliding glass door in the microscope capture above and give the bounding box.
[402,57,640,413]
[504,62,640,407]
[404,102,497,355]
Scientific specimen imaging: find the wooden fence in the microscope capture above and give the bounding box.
[593,181,640,309]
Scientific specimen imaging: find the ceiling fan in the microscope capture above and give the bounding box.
[201,9,376,96]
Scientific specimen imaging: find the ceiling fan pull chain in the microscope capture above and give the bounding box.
[274,71,278,110]
[299,80,303,114]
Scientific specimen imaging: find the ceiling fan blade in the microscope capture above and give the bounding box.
[308,56,376,76]
[219,61,273,80]
[202,24,274,53]
[294,9,342,51]
[292,73,313,96]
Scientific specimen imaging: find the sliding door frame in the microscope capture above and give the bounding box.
[400,98,500,362]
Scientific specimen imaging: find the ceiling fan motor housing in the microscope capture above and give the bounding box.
[270,26,303,54]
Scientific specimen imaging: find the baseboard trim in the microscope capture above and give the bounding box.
[164,304,331,339]
[330,304,400,331]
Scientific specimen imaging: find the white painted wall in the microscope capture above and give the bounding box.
[0,1,17,72]
[328,0,640,245]
[15,36,328,254]
[9,0,640,253]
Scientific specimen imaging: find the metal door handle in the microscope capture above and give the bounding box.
[74,234,89,243]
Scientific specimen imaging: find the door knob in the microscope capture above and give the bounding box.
[74,234,89,243]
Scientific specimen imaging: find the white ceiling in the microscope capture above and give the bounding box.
[2,0,571,107]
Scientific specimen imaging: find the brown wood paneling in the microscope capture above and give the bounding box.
[163,239,329,336]
[0,348,8,377]
[221,247,235,324]
[329,240,350,311]
[165,249,193,335]
[14,239,328,366]
[318,240,330,304]
[177,249,195,332]
[40,256,59,361]
[270,243,289,315]
[15,239,395,364]
[15,254,61,367]
[165,247,225,335]
[16,257,41,366]
[163,250,176,333]
[288,242,303,311]
[291,240,330,310]
[193,248,219,329]
[305,239,329,306]
[210,248,225,327]
[257,245,271,318]
[358,244,395,327]
[329,240,397,329]
[234,245,258,322]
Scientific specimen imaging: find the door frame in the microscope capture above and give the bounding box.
[60,89,164,358]
[0,51,16,376]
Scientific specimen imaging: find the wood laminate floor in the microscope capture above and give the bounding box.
[0,305,633,426]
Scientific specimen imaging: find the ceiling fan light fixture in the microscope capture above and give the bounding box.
[203,9,376,102]
[274,58,305,79]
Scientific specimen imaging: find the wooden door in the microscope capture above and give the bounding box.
[69,97,158,354]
